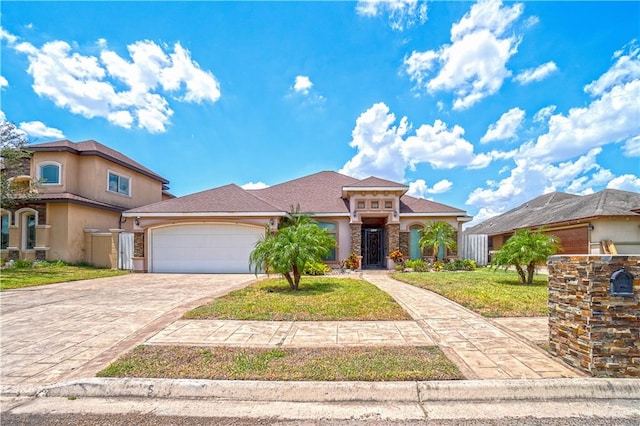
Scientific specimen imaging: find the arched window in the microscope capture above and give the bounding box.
[318,222,337,262]
[1,211,10,250]
[38,162,61,185]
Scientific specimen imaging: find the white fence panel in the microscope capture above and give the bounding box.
[118,232,134,270]
[461,234,488,266]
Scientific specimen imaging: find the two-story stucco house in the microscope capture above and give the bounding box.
[1,140,170,267]
[124,171,472,273]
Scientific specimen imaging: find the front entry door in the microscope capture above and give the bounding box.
[362,227,385,269]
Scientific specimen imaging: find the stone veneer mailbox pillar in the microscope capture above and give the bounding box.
[547,255,640,377]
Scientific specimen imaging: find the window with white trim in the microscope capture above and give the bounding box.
[38,162,61,184]
[318,222,337,262]
[108,171,130,196]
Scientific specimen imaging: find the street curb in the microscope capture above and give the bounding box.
[35,377,640,402]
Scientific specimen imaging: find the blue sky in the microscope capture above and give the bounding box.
[1,0,638,226]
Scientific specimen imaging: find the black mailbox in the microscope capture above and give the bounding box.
[610,268,634,297]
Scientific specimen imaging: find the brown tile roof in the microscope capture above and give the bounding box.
[29,140,169,184]
[400,194,466,214]
[249,171,357,214]
[126,170,468,217]
[466,189,640,235]
[347,176,409,189]
[127,184,281,214]
[34,192,126,212]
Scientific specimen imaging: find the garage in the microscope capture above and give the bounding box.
[150,223,265,273]
[546,226,589,255]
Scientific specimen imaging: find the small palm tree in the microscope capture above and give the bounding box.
[419,221,457,261]
[249,218,335,291]
[491,228,561,284]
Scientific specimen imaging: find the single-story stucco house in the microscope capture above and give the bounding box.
[123,171,472,273]
[464,189,640,260]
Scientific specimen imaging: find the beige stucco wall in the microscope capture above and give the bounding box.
[32,152,165,209]
[590,217,640,254]
[47,203,121,262]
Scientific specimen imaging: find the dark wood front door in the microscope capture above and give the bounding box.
[362,227,385,269]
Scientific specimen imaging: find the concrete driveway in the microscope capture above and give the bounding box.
[0,274,258,394]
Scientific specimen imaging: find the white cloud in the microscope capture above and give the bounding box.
[292,75,313,95]
[404,0,523,110]
[480,107,525,143]
[607,174,640,192]
[468,149,517,169]
[0,75,8,88]
[533,105,556,122]
[408,178,453,198]
[3,29,221,133]
[402,120,475,169]
[356,0,427,31]
[339,102,409,181]
[18,121,64,139]
[584,41,640,96]
[522,80,640,163]
[513,61,558,85]
[242,181,269,190]
[0,110,6,121]
[340,101,484,182]
[623,135,640,157]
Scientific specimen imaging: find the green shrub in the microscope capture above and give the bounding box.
[432,261,444,271]
[12,259,34,269]
[34,260,67,268]
[443,259,477,271]
[303,261,331,275]
[404,259,430,272]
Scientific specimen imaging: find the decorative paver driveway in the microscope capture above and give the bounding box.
[0,274,258,394]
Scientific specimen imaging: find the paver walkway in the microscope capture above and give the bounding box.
[363,274,581,380]
[148,320,434,347]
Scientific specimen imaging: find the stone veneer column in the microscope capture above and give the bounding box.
[349,223,361,255]
[399,231,409,259]
[547,255,640,377]
[386,223,400,254]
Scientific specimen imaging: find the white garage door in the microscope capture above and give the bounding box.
[151,224,264,273]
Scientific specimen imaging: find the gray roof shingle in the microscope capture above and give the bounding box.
[466,189,640,235]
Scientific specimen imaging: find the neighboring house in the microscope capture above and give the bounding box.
[124,171,472,273]
[464,189,640,261]
[1,140,171,267]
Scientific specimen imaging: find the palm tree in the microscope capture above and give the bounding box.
[491,228,561,284]
[249,218,335,291]
[419,221,457,262]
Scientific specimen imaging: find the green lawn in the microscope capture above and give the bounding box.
[184,276,412,321]
[97,345,463,381]
[392,268,548,317]
[0,262,128,290]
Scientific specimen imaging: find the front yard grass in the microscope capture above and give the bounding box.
[97,345,463,381]
[0,262,128,290]
[392,268,548,317]
[184,276,412,321]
